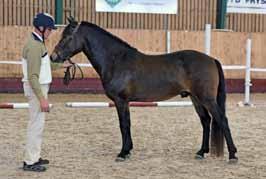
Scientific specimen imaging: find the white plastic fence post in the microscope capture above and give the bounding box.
[167,30,171,53]
[205,24,211,55]
[244,38,252,105]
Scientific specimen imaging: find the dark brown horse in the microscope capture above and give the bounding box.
[50,17,238,163]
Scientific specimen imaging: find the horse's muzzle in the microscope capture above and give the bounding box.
[50,52,58,62]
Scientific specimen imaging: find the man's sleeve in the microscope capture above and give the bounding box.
[26,45,45,100]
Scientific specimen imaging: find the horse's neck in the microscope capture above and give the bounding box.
[83,39,117,79]
[83,29,135,80]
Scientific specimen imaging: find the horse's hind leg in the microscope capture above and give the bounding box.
[201,99,238,162]
[113,98,133,161]
[191,96,211,159]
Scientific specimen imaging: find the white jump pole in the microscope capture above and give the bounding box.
[0,103,29,109]
[0,103,52,109]
[0,61,22,65]
[205,24,211,55]
[65,101,193,108]
[244,38,252,106]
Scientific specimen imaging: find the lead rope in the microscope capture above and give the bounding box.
[63,59,84,85]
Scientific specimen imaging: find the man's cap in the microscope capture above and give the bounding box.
[33,13,57,30]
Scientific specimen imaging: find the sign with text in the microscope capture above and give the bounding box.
[227,0,266,14]
[96,0,177,14]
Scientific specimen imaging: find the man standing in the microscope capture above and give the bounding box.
[21,13,70,172]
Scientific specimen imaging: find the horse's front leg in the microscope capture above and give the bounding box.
[113,98,133,161]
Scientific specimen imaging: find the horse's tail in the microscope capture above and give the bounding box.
[211,59,225,157]
[215,59,226,114]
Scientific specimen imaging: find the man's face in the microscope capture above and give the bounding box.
[44,28,52,39]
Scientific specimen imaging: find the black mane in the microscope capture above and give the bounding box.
[80,21,137,50]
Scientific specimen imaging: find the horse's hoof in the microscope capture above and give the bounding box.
[195,154,204,160]
[228,158,238,164]
[115,153,131,162]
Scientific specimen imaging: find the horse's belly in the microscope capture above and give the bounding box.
[131,81,183,101]
[132,92,180,102]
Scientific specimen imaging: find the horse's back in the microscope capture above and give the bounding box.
[139,50,219,79]
[141,50,217,65]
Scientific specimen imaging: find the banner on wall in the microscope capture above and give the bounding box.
[227,0,266,14]
[96,0,177,14]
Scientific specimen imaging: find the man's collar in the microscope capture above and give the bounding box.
[32,31,44,42]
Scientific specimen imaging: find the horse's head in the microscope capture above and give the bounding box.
[50,16,83,63]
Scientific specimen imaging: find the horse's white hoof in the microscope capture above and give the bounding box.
[195,154,204,160]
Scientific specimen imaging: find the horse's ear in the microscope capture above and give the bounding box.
[67,16,78,27]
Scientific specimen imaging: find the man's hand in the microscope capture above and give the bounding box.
[40,98,50,112]
[62,61,72,68]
